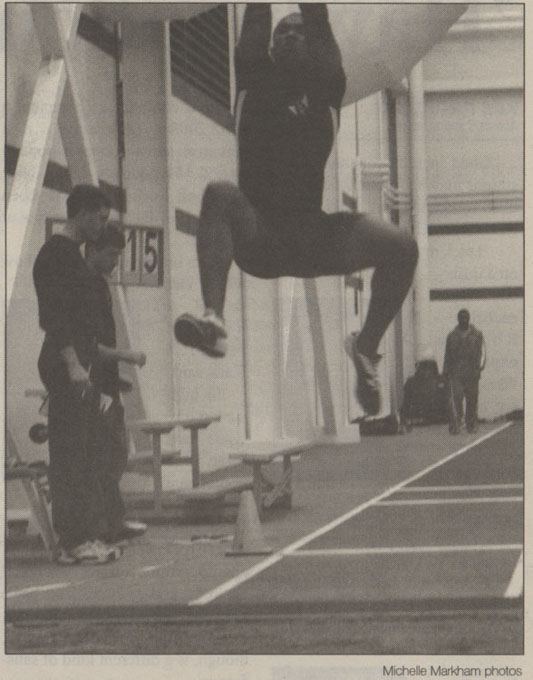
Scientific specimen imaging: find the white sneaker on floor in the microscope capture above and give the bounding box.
[174,311,227,358]
[56,539,122,565]
[344,333,382,416]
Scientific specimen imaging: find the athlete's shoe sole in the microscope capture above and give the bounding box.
[174,313,227,358]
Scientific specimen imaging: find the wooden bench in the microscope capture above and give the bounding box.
[125,451,184,473]
[125,477,253,522]
[177,477,253,501]
[127,415,221,514]
[229,440,316,517]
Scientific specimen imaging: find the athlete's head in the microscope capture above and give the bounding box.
[271,13,308,70]
[457,308,470,330]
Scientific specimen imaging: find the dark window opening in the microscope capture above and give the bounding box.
[169,4,232,130]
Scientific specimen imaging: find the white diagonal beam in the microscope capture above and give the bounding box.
[33,3,99,184]
[6,4,81,310]
[6,56,66,309]
[30,3,80,56]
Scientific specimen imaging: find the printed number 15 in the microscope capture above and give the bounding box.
[144,231,158,274]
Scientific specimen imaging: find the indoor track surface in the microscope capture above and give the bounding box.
[5,422,523,654]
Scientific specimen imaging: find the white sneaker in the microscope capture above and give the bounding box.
[344,333,382,416]
[56,539,122,565]
[174,311,227,358]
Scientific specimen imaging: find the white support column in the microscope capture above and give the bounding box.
[279,279,316,440]
[408,62,433,361]
[303,280,337,436]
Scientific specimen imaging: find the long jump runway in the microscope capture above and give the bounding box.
[5,422,523,626]
[191,422,523,612]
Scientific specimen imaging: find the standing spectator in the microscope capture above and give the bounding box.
[33,184,122,565]
[443,309,486,434]
[84,225,147,544]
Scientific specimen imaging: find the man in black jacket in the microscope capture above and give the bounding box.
[175,4,418,416]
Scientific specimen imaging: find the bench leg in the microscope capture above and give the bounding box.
[190,428,200,488]
[152,433,163,512]
[262,456,293,510]
[252,463,263,519]
[281,454,293,509]
[21,478,57,560]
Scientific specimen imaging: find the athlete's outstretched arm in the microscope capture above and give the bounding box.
[235,3,272,88]
[299,3,345,92]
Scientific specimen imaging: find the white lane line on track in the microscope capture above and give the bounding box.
[504,550,523,598]
[288,544,523,557]
[189,422,513,606]
[7,559,180,599]
[398,484,523,493]
[7,583,72,599]
[376,497,523,506]
[139,561,176,573]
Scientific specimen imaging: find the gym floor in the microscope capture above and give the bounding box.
[5,421,524,654]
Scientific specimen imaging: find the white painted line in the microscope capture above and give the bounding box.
[189,554,285,606]
[189,422,512,606]
[289,544,523,557]
[138,561,175,573]
[398,484,523,493]
[7,582,72,599]
[504,550,523,598]
[376,496,523,506]
[139,565,163,573]
[7,560,179,601]
[281,423,513,556]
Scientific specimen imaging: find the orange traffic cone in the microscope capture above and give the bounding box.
[226,491,273,556]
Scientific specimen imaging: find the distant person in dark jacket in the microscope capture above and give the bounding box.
[399,359,448,432]
[174,3,418,418]
[443,309,485,434]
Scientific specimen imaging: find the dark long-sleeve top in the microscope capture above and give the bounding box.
[234,3,346,214]
[33,234,97,392]
[443,325,484,380]
[85,272,120,397]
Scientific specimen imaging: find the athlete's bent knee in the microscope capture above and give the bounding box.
[399,233,419,270]
[203,181,239,207]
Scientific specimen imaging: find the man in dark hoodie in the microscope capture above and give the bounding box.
[175,3,418,417]
[443,309,485,434]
